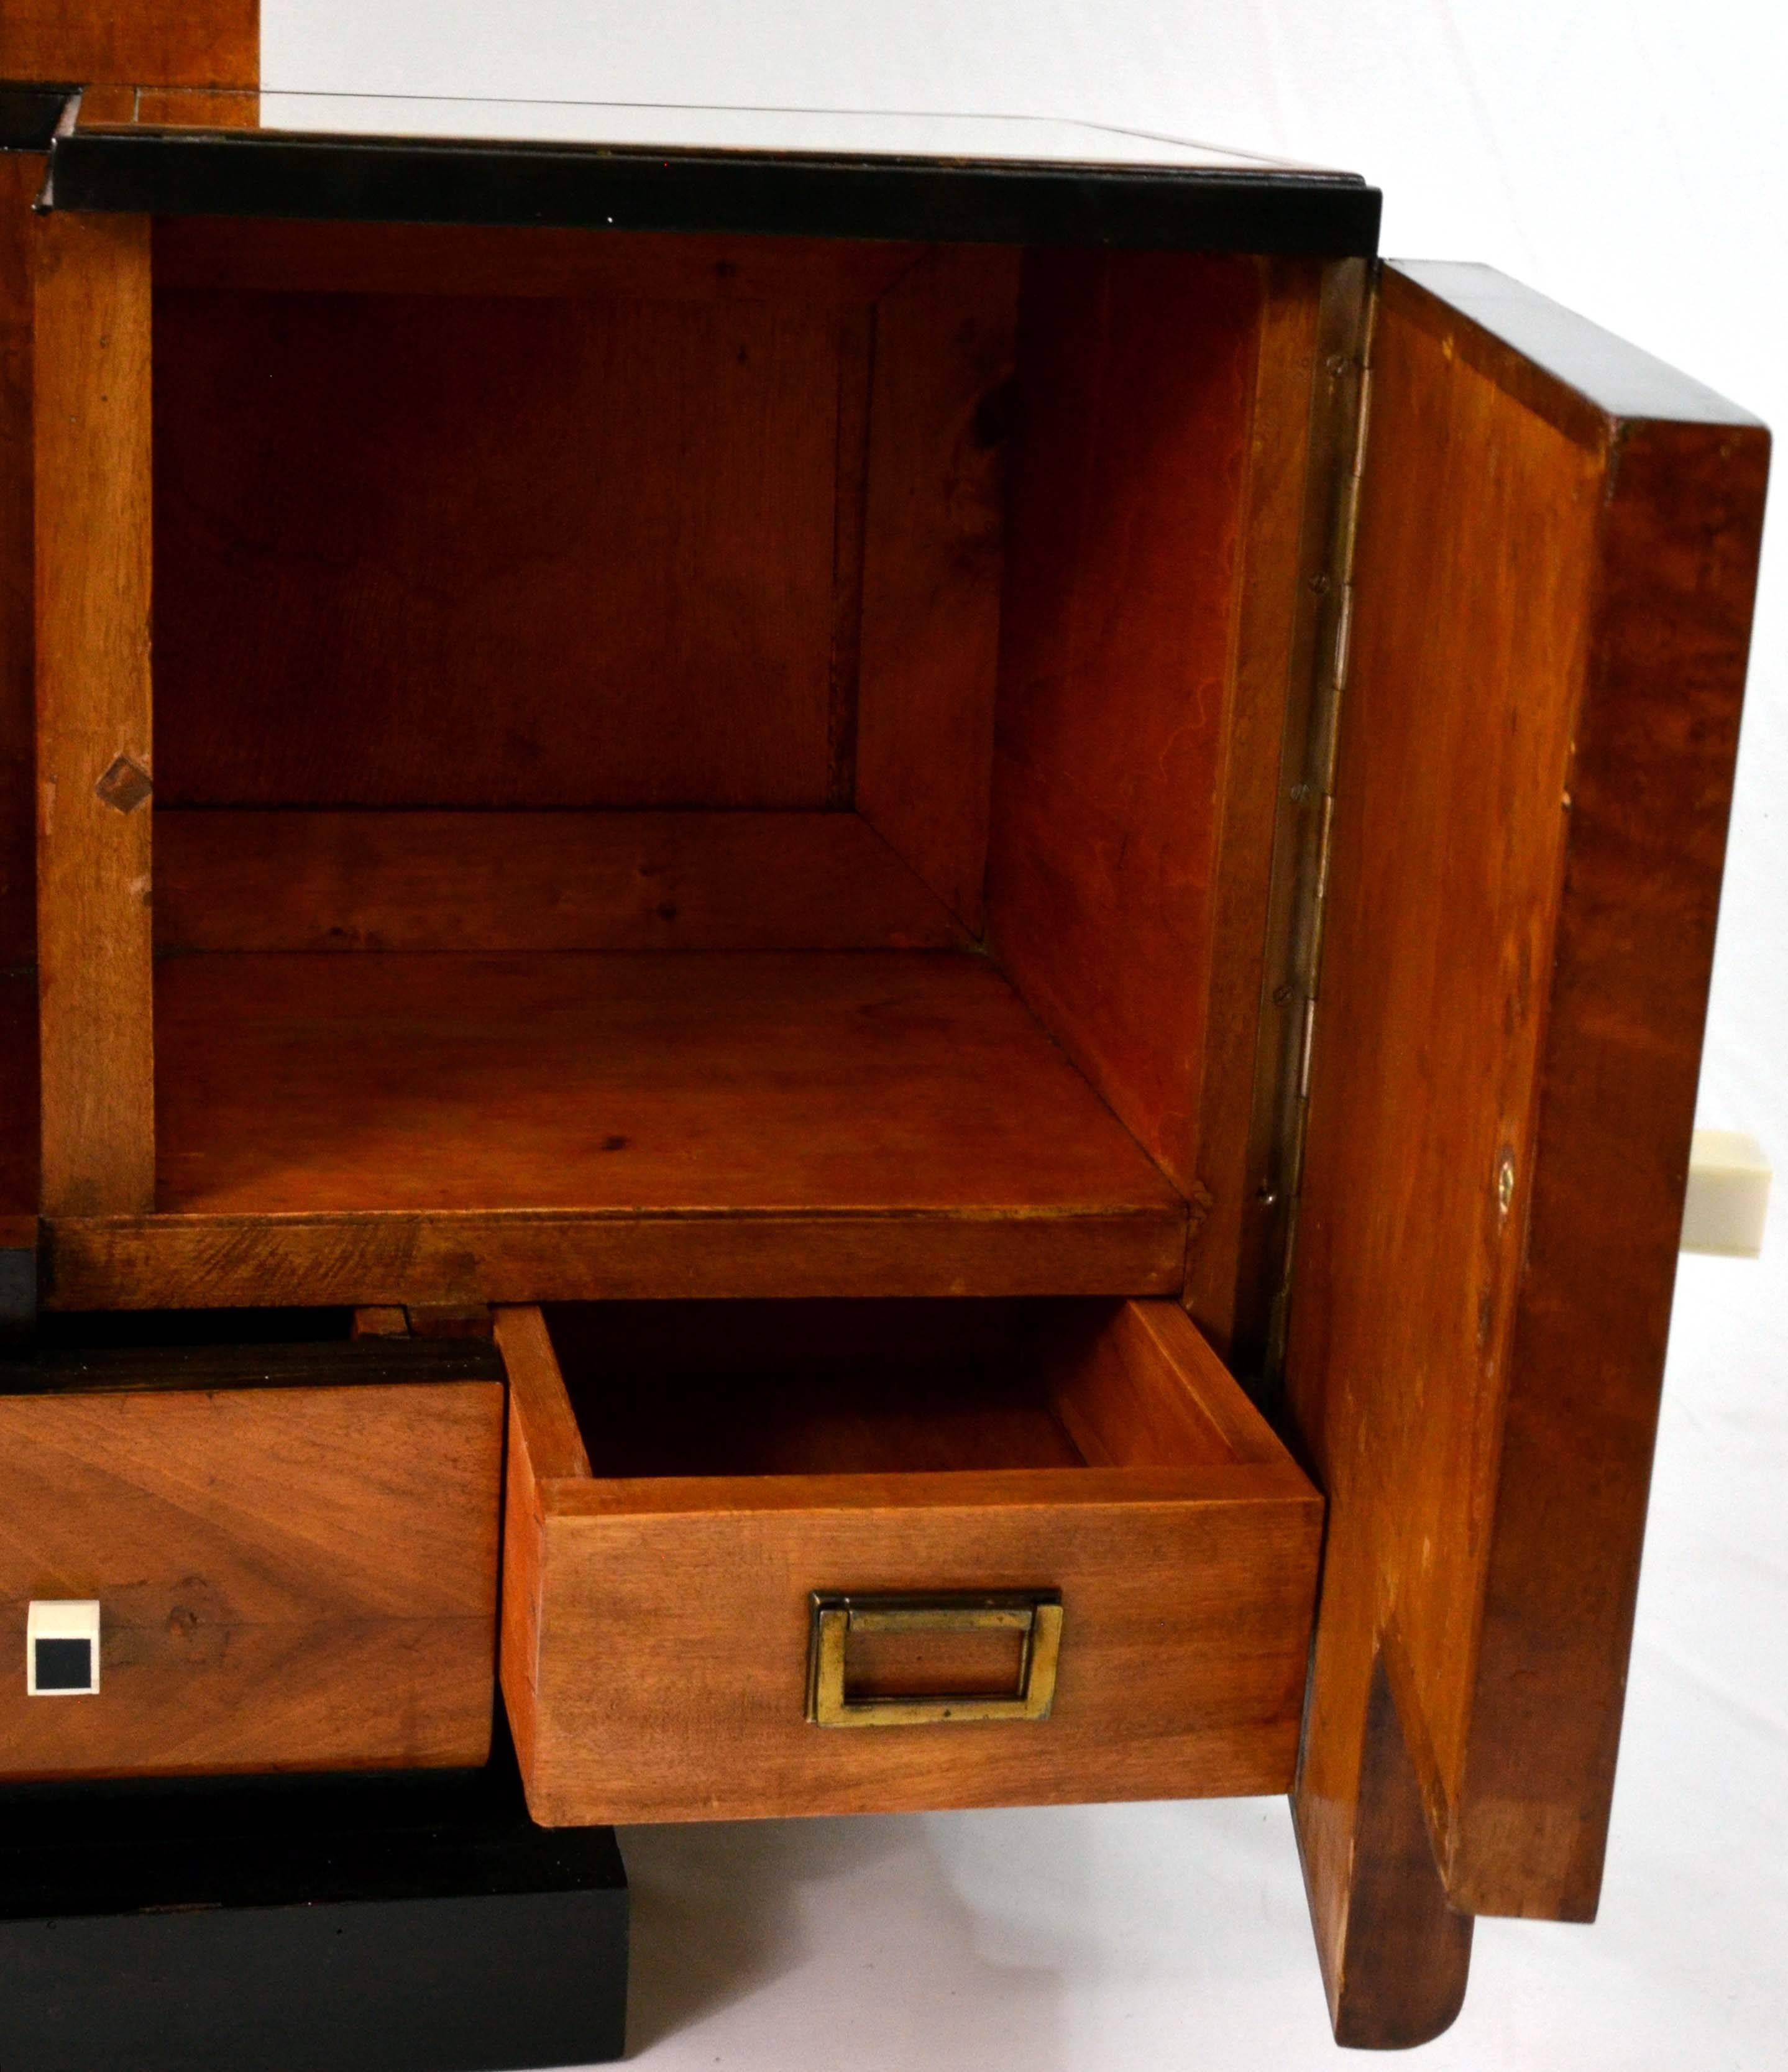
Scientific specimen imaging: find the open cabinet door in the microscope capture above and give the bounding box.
[1284,262,1768,2046]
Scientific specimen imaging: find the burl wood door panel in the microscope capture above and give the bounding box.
[1285,260,1767,2045]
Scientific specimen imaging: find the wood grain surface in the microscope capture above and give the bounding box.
[492,1303,566,1783]
[986,251,1262,1204]
[352,1304,410,1339]
[494,1301,589,1478]
[1181,258,1346,1357]
[40,950,1185,1307]
[153,287,844,810]
[0,973,35,1231]
[44,1201,1186,1312]
[129,85,260,127]
[0,0,257,87]
[152,217,925,308]
[825,304,874,805]
[855,246,1020,928]
[154,809,968,953]
[148,950,1183,1218]
[75,86,260,129]
[0,155,34,971]
[0,1375,502,1780]
[1049,1296,1288,1471]
[34,210,154,1217]
[1301,1657,1473,2048]
[1285,262,1767,2042]
[499,1298,1321,1825]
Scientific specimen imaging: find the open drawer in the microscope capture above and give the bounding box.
[497,1298,1321,1825]
[0,1316,504,1782]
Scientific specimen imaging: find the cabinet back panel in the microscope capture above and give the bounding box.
[152,217,928,308]
[153,286,845,808]
[855,245,1020,931]
[152,807,968,953]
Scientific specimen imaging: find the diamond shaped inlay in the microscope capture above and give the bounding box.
[94,753,154,814]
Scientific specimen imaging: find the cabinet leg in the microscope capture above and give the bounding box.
[1296,1655,1474,2049]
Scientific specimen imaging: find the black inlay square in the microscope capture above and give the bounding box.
[33,1639,93,1692]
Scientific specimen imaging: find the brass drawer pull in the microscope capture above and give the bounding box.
[805,1591,1063,1728]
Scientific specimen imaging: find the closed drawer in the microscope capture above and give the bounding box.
[497,1298,1321,1825]
[0,1327,504,1781]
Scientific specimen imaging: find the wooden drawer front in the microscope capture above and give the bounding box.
[0,1360,503,1781]
[498,1300,1321,1825]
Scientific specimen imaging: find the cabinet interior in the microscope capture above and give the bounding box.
[27,215,1330,1327]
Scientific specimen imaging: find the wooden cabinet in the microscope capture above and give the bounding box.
[0,80,1769,2050]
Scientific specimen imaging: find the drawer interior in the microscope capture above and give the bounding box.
[543,1298,1245,1482]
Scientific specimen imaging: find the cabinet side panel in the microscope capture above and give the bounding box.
[1181,256,1332,1357]
[986,250,1261,1201]
[35,210,155,1217]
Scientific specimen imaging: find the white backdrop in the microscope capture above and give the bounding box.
[258,7,1787,2063]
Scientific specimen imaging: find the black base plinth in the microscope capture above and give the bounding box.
[0,1715,627,2072]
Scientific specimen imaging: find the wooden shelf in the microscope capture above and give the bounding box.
[43,952,1187,1310]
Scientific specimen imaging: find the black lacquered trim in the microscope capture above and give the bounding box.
[0,1246,34,1342]
[0,1334,505,1396]
[0,1710,621,1912]
[0,82,76,153]
[0,1712,630,2072]
[44,124,1381,254]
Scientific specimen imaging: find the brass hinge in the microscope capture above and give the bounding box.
[1260,266,1380,1393]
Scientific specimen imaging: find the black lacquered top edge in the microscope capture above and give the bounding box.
[0,83,76,153]
[0,1334,505,1396]
[42,124,1381,254]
